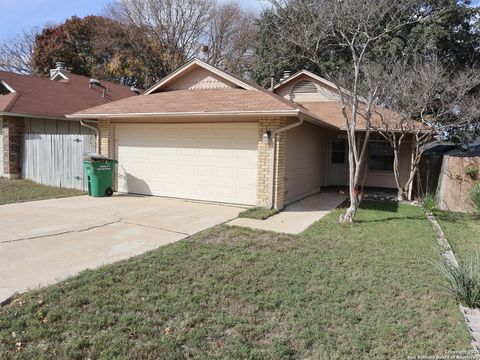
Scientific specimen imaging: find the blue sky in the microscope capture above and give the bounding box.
[0,0,264,41]
[0,0,478,42]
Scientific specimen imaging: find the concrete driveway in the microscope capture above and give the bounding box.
[0,195,242,303]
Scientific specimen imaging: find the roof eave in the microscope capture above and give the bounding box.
[67,109,301,120]
[0,111,68,121]
[298,110,340,130]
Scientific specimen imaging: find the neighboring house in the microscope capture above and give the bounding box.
[68,58,414,209]
[0,63,134,188]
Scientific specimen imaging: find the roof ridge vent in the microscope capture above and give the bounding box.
[50,61,70,81]
[281,71,292,81]
[89,78,103,88]
[0,79,15,94]
[130,86,141,95]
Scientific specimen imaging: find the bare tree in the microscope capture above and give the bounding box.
[0,27,39,74]
[370,56,480,200]
[108,0,215,81]
[202,2,257,76]
[267,0,436,222]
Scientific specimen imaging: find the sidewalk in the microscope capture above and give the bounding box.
[228,192,343,234]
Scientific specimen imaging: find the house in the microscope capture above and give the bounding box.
[68,58,414,209]
[0,63,134,186]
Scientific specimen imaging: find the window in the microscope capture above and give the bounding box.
[331,139,346,164]
[369,141,394,171]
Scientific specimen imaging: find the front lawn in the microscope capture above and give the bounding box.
[0,202,470,359]
[239,206,278,220]
[0,179,85,205]
[435,210,480,259]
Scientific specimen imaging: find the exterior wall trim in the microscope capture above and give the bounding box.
[0,112,67,121]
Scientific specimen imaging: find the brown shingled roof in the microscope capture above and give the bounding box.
[69,89,299,118]
[0,71,133,118]
[300,101,426,131]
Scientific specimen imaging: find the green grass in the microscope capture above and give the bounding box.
[239,207,278,220]
[0,202,470,359]
[435,210,480,259]
[0,179,85,205]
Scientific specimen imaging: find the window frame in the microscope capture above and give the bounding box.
[368,140,395,172]
[331,139,346,164]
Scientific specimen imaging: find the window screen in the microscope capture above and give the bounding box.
[331,139,346,164]
[368,142,394,171]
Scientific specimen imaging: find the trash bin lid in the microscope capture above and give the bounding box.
[83,152,115,162]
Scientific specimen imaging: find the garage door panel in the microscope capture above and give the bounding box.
[115,123,258,205]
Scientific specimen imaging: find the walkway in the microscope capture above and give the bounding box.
[228,192,343,234]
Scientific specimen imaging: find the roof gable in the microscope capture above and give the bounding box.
[274,70,339,103]
[163,66,241,91]
[274,70,337,92]
[143,58,257,95]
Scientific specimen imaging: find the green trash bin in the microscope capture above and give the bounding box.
[83,153,118,197]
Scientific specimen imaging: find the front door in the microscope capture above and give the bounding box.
[328,138,348,186]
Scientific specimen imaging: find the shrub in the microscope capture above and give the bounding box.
[466,165,479,180]
[470,182,480,214]
[437,253,480,309]
[420,193,436,214]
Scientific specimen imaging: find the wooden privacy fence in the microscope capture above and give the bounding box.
[437,155,480,213]
[22,133,96,190]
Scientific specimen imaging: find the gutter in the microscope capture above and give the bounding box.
[0,111,67,121]
[268,117,304,209]
[80,119,100,154]
[67,109,301,119]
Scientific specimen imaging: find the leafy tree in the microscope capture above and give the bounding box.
[252,0,480,87]
[370,0,480,68]
[32,16,145,86]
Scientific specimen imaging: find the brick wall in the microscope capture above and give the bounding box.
[257,117,288,210]
[3,116,24,179]
[98,119,111,156]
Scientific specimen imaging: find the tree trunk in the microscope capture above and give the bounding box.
[340,145,359,223]
[340,188,359,223]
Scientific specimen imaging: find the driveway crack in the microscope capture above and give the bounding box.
[1,219,123,244]
[119,220,190,236]
[1,218,190,244]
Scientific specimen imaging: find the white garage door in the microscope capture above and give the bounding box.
[115,123,258,205]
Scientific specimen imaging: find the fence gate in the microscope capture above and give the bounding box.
[22,134,96,190]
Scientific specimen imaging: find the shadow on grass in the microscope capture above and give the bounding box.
[355,215,425,224]
[338,199,400,212]
[433,209,478,223]
[360,200,399,213]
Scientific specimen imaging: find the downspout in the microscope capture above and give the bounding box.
[80,119,100,154]
[268,117,304,209]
